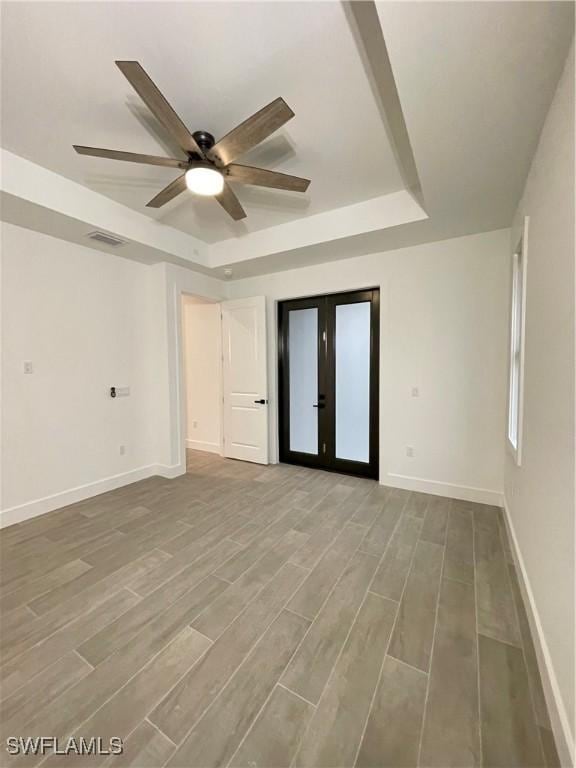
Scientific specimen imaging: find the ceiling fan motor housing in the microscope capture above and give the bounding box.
[192,130,216,154]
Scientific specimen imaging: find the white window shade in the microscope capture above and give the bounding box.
[507,218,528,464]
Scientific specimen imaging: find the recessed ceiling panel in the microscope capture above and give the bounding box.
[0,1,404,243]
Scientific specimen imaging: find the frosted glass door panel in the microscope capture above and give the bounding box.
[289,308,318,454]
[335,302,370,462]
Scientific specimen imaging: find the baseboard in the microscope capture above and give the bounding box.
[185,439,222,455]
[384,472,503,505]
[0,462,186,529]
[153,463,186,479]
[502,496,575,767]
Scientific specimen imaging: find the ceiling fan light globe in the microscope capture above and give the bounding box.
[185,167,224,196]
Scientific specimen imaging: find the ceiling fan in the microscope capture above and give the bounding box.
[73,61,310,221]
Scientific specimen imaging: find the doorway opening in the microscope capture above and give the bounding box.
[180,293,269,469]
[278,288,379,479]
[181,294,224,459]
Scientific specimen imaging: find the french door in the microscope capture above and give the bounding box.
[278,289,379,479]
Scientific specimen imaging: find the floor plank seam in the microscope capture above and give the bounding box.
[498,519,549,760]
[443,573,474,587]
[123,585,144,599]
[189,563,288,643]
[293,500,409,768]
[1,587,131,667]
[276,681,317,708]
[476,630,523,649]
[72,648,95,670]
[283,606,313,623]
[0,587,150,707]
[145,716,178,747]
[349,510,413,768]
[166,629,268,752]
[365,591,399,608]
[384,653,429,677]
[162,555,315,755]
[31,626,204,767]
[139,535,242,597]
[366,588,399,602]
[416,507,448,768]
[22,604,38,619]
[225,681,290,768]
[185,625,214,646]
[280,521,373,646]
[473,514,484,768]
[351,642,395,768]
[228,580,336,768]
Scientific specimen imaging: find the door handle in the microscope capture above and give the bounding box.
[312,403,325,408]
[254,398,268,404]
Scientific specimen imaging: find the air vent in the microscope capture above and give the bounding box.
[86,231,126,247]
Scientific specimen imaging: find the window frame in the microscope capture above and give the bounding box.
[507,216,529,465]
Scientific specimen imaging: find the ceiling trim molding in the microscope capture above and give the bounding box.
[343,0,424,208]
[1,149,427,275]
[207,190,427,269]
[0,149,208,268]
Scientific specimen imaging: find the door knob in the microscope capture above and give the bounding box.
[254,398,268,404]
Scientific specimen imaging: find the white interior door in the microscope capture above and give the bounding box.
[221,296,269,464]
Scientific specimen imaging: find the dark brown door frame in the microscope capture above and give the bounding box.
[278,288,379,480]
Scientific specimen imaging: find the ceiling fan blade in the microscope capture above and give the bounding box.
[146,174,187,208]
[208,97,294,167]
[116,61,204,157]
[215,182,246,221]
[225,164,310,193]
[73,145,188,169]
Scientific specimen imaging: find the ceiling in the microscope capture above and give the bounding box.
[0,1,404,244]
[375,0,575,233]
[1,1,574,278]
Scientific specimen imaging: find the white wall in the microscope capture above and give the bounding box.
[503,43,575,764]
[0,226,227,525]
[228,228,510,503]
[182,297,222,454]
[0,223,162,524]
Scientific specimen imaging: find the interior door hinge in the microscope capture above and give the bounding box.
[322,330,327,342]
[322,442,326,454]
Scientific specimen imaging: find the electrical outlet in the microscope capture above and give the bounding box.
[406,446,414,458]
[411,386,419,397]
[23,361,34,374]
[119,445,126,456]
[193,421,198,429]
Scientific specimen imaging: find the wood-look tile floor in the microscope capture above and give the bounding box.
[0,451,560,768]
